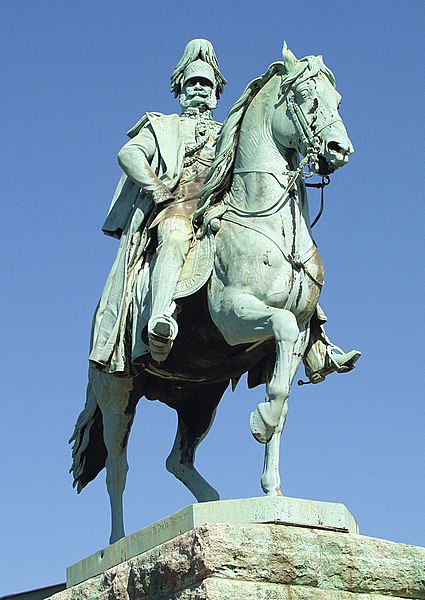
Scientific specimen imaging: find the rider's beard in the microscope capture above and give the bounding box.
[180,88,217,113]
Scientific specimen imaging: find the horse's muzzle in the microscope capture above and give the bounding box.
[318,139,353,175]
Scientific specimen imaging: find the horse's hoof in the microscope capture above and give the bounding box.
[263,487,284,496]
[197,487,220,502]
[109,530,125,545]
[250,408,274,444]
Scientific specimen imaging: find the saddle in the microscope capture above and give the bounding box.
[174,230,215,300]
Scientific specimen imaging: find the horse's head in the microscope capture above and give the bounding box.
[274,44,353,176]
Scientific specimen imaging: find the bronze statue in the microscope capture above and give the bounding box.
[71,40,360,544]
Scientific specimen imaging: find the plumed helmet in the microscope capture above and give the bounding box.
[171,39,226,99]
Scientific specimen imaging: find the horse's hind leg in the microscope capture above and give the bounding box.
[166,382,227,502]
[90,368,135,544]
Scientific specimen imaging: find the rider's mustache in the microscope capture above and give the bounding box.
[188,89,209,96]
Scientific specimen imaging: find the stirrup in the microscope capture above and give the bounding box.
[309,345,361,384]
[148,314,178,363]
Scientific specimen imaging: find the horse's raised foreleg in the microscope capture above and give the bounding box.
[90,368,135,544]
[211,292,300,444]
[166,382,227,502]
[250,319,299,444]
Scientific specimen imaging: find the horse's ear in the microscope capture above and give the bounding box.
[282,41,298,73]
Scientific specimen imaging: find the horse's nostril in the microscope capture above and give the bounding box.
[327,141,343,153]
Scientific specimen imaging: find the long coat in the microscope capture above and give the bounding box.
[89,113,186,374]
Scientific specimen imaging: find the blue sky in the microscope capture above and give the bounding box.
[1,1,424,595]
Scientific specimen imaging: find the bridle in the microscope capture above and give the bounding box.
[286,87,322,171]
[286,86,343,170]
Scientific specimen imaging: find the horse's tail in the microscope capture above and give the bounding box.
[69,376,107,493]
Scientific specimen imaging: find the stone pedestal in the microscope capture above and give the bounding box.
[48,497,425,600]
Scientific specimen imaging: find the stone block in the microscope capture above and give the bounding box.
[49,522,425,600]
[318,530,425,597]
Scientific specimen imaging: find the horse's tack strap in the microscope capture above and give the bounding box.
[224,153,311,218]
[221,212,323,289]
[233,168,289,175]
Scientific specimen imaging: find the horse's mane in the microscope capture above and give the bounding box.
[194,55,336,222]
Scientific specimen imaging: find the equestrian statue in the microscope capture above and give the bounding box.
[70,39,361,544]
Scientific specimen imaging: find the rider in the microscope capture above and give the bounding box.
[90,39,226,368]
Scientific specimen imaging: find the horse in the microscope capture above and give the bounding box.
[70,43,353,544]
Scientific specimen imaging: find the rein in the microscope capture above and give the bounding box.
[225,152,312,217]
[222,83,335,226]
[305,176,330,228]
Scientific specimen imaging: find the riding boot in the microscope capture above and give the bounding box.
[303,305,361,384]
[148,216,193,362]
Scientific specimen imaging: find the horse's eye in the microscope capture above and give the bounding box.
[298,88,310,101]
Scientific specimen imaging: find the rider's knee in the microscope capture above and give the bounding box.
[157,216,193,249]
